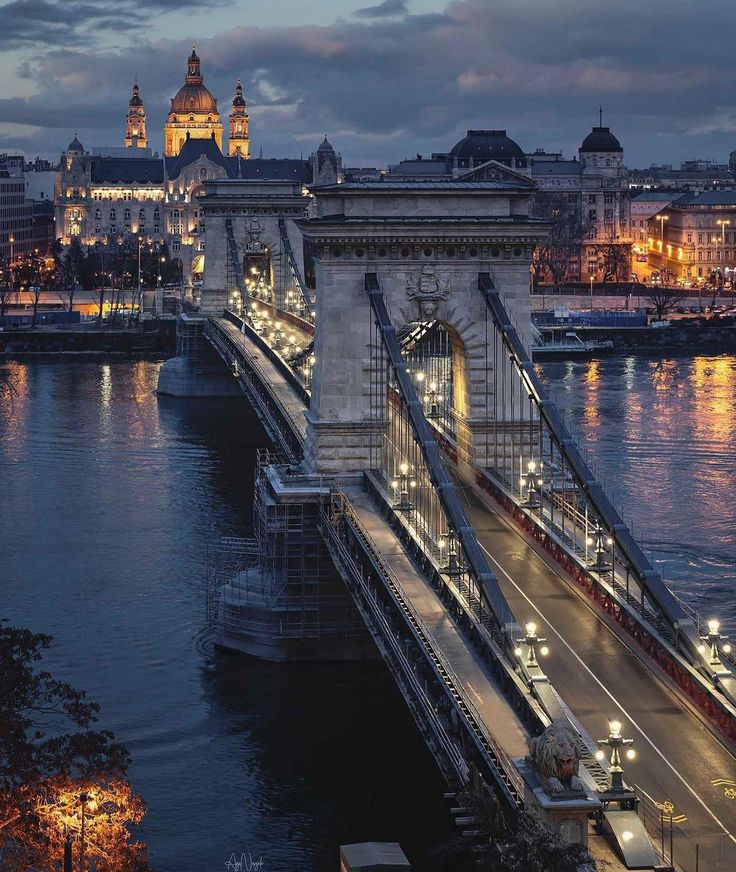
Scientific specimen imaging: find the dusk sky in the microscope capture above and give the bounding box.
[2,0,735,168]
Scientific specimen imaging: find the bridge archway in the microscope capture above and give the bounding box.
[301,181,549,475]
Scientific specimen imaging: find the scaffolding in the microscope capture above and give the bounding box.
[207,450,369,657]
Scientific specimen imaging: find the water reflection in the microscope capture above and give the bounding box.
[539,354,736,630]
[0,361,453,872]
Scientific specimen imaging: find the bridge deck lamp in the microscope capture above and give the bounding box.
[587,520,612,570]
[515,621,549,667]
[393,461,416,511]
[698,619,730,665]
[439,528,462,576]
[597,719,635,791]
[424,380,441,418]
[520,460,543,507]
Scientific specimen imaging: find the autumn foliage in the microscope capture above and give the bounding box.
[0,621,152,870]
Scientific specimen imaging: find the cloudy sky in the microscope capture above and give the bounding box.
[2,0,735,168]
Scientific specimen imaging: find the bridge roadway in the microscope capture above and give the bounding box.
[459,484,736,870]
[211,316,735,870]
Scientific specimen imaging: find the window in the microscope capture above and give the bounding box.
[124,209,130,220]
[588,194,597,204]
[588,209,597,219]
[604,193,613,204]
[173,210,180,219]
[199,168,207,180]
[698,233,703,243]
[687,233,692,243]
[94,209,101,219]
[698,252,703,261]
[604,209,614,220]
[172,241,180,253]
[110,209,116,220]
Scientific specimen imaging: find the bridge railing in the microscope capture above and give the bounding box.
[366,273,521,654]
[477,272,736,718]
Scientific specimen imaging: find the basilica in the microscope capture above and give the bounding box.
[54,47,341,283]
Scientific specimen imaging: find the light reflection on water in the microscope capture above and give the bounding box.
[539,353,736,631]
[0,361,451,872]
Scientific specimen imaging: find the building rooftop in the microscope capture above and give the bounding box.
[90,156,163,184]
[672,191,736,206]
[314,180,533,191]
[531,160,581,176]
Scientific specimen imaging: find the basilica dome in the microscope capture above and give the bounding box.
[170,83,218,114]
[169,47,219,116]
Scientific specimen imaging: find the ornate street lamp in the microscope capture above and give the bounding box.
[438,528,462,576]
[520,460,543,507]
[514,621,549,667]
[424,380,441,419]
[392,461,416,511]
[698,619,731,665]
[587,520,613,570]
[596,719,635,791]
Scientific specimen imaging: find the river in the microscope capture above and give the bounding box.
[0,354,734,870]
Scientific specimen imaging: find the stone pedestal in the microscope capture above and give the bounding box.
[514,757,600,848]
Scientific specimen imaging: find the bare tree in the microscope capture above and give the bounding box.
[57,236,85,314]
[645,287,687,321]
[0,262,13,321]
[595,237,632,284]
[536,207,586,292]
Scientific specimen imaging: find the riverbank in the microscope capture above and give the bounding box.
[575,322,736,352]
[0,321,176,357]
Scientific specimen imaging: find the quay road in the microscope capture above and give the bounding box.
[460,484,736,871]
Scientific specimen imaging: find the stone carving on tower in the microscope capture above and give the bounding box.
[124,79,148,148]
[164,46,223,157]
[228,80,250,158]
[406,264,450,318]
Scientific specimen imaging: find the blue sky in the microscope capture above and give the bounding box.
[1,0,735,168]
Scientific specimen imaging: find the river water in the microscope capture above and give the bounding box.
[0,355,734,870]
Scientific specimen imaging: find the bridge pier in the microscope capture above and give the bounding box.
[157,314,243,397]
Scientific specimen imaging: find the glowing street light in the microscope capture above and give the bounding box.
[587,520,613,570]
[392,461,416,511]
[657,214,669,276]
[439,528,462,576]
[596,718,635,791]
[698,619,731,665]
[424,380,441,419]
[520,459,543,507]
[515,621,549,667]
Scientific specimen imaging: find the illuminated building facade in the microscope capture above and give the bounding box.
[54,48,341,284]
[164,48,224,157]
[124,80,148,149]
[647,191,736,281]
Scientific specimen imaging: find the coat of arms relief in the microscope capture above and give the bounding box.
[406,265,451,318]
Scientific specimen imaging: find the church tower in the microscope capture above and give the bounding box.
[228,80,250,158]
[164,46,223,157]
[124,80,148,148]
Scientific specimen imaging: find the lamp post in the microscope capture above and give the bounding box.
[8,234,14,292]
[439,528,461,576]
[587,519,612,570]
[716,219,730,306]
[424,380,441,419]
[392,461,415,511]
[698,619,731,665]
[657,214,669,281]
[520,459,543,507]
[514,621,549,668]
[78,792,88,872]
[596,719,635,791]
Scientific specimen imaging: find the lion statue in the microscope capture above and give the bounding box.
[528,721,585,794]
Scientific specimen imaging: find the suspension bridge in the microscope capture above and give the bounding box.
[159,176,736,871]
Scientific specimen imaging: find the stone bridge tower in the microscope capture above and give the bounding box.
[300,174,549,475]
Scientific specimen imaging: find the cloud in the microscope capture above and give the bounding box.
[354,0,408,18]
[4,0,736,166]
